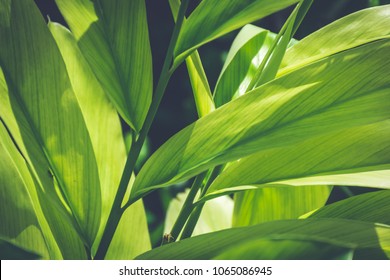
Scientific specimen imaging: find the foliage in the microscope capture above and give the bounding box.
[0,0,389,260]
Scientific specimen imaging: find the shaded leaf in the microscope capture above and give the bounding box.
[55,0,152,131]
[0,238,41,260]
[136,219,390,259]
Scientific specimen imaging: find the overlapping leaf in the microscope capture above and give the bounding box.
[49,23,151,259]
[136,219,390,259]
[173,0,300,65]
[132,38,390,202]
[0,0,101,246]
[55,0,152,131]
[0,238,41,260]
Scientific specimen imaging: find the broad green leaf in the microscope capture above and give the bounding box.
[0,124,49,259]
[164,189,233,238]
[49,23,151,259]
[0,0,101,246]
[214,239,353,260]
[55,0,152,132]
[173,0,300,66]
[0,238,41,260]
[136,219,390,259]
[131,39,390,202]
[233,186,331,227]
[207,121,390,198]
[169,0,214,117]
[0,104,86,259]
[309,190,390,225]
[213,25,275,107]
[279,5,390,75]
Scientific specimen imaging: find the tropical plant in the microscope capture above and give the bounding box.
[0,0,389,260]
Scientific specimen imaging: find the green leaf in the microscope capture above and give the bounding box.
[169,0,214,117]
[0,107,86,259]
[0,124,49,259]
[131,38,390,202]
[214,239,353,260]
[48,23,151,259]
[0,0,101,247]
[136,218,390,259]
[165,189,233,238]
[279,5,390,76]
[207,121,390,198]
[55,0,152,131]
[0,238,41,260]
[309,190,390,225]
[173,0,300,66]
[233,186,331,227]
[213,25,275,107]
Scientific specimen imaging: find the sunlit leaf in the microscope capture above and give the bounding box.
[0,0,101,247]
[173,0,300,65]
[132,38,390,202]
[49,23,151,259]
[55,0,152,131]
[233,186,331,227]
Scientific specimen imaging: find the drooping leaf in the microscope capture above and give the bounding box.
[0,0,101,247]
[207,121,390,198]
[279,4,390,75]
[169,0,215,117]
[173,0,300,66]
[164,189,233,238]
[213,25,275,107]
[136,219,390,259]
[131,38,390,202]
[49,23,151,259]
[233,186,331,227]
[0,123,49,259]
[0,238,41,260]
[214,239,353,260]
[309,190,390,225]
[55,0,152,131]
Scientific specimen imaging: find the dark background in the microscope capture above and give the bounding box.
[34,0,389,246]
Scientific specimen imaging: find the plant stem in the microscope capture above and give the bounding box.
[94,0,189,260]
[179,165,223,240]
[168,172,207,242]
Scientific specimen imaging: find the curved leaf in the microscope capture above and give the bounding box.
[136,219,390,259]
[0,0,101,246]
[48,23,151,259]
[173,0,300,65]
[207,121,390,198]
[279,5,390,75]
[132,38,390,202]
[213,25,275,107]
[55,0,152,131]
[309,190,390,225]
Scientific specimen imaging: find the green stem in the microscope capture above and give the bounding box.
[168,172,207,242]
[179,165,223,240]
[94,0,190,260]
